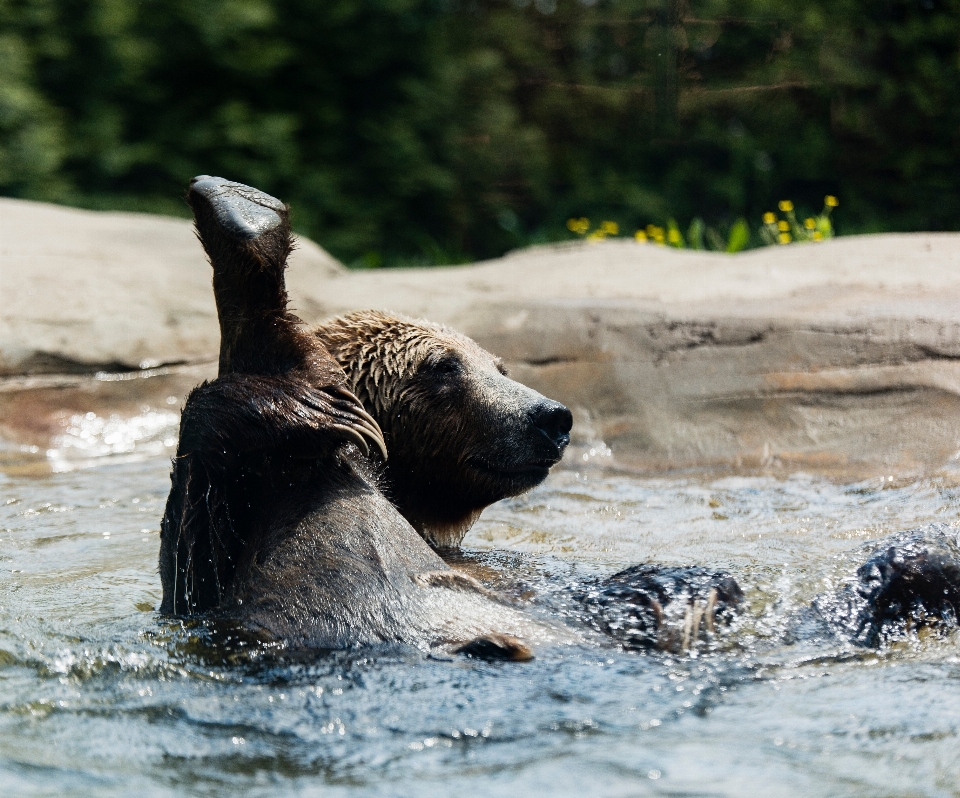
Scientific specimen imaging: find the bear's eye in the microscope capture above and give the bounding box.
[429,354,462,377]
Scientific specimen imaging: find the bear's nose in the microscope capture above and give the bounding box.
[530,400,573,449]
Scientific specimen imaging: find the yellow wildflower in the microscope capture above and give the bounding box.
[646,224,657,236]
[825,195,839,207]
[778,200,794,212]
[804,217,816,229]
[634,230,647,243]
[778,232,791,244]
[763,212,776,225]
[566,218,578,232]
[667,229,681,244]
[813,231,823,241]
[777,220,790,232]
[601,221,619,235]
[587,230,606,242]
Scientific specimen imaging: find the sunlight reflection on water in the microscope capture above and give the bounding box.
[1,449,959,797]
[45,409,179,472]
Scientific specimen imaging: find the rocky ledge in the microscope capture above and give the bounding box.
[3,197,959,475]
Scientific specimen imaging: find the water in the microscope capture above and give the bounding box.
[2,410,960,797]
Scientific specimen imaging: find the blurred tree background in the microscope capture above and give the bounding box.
[1,0,959,266]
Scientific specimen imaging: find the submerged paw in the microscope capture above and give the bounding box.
[579,565,743,652]
[817,525,960,646]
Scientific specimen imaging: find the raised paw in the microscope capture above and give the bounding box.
[179,374,386,465]
[189,175,286,241]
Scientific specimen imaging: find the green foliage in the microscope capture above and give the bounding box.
[725,218,751,253]
[684,215,749,253]
[563,196,830,252]
[1,0,959,266]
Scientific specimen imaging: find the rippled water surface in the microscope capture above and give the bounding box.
[2,418,960,797]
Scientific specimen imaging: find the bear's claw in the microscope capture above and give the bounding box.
[325,386,388,460]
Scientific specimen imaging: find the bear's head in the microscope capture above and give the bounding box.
[315,310,572,549]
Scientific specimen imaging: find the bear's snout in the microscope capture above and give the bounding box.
[529,400,573,451]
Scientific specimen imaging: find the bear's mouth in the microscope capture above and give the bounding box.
[467,457,558,479]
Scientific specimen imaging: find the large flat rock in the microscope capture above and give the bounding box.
[0,197,342,374]
[3,197,960,475]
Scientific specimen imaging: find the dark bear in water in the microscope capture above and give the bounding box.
[160,175,960,655]
[315,317,960,651]
[158,175,583,657]
[312,315,745,647]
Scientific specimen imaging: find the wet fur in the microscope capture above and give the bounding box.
[160,176,960,654]
[315,311,572,548]
[314,312,746,646]
[158,176,561,657]
[318,317,960,650]
[803,525,960,647]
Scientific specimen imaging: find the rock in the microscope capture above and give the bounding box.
[0,197,342,375]
[308,235,960,474]
[3,197,960,474]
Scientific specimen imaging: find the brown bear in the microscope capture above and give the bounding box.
[311,314,749,650]
[314,311,572,549]
[313,322,960,652]
[158,175,579,657]
[161,176,960,656]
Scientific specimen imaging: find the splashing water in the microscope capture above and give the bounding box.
[1,449,960,796]
[45,409,179,472]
